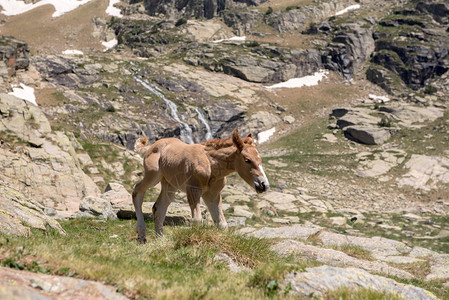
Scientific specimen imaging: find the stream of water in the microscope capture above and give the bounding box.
[195,107,213,141]
[134,76,195,144]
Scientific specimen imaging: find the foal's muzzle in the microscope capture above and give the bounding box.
[254,177,268,193]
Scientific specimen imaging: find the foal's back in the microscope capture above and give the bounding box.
[145,138,210,191]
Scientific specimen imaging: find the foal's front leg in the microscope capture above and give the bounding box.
[202,192,228,230]
[186,185,203,227]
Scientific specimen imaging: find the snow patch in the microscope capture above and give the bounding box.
[8,83,37,106]
[102,39,118,51]
[213,36,246,43]
[62,49,84,55]
[258,127,275,144]
[265,70,328,89]
[106,0,123,18]
[0,0,94,18]
[369,94,390,103]
[335,4,360,16]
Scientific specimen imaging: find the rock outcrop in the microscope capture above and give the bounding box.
[398,154,449,191]
[283,266,437,299]
[264,0,353,33]
[185,43,322,83]
[367,0,449,93]
[0,93,100,218]
[143,0,267,20]
[321,22,375,80]
[243,223,449,284]
[0,35,29,89]
[0,266,127,300]
[32,55,101,88]
[0,184,65,236]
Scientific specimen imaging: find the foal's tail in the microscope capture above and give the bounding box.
[135,137,150,154]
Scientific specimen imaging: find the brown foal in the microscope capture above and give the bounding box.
[132,129,269,243]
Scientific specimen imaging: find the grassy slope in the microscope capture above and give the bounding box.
[0,219,427,299]
[0,219,310,299]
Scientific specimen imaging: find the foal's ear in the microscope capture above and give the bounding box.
[232,129,244,152]
[246,133,255,145]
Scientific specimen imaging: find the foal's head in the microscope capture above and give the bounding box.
[232,129,269,193]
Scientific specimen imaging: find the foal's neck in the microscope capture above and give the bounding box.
[203,138,237,178]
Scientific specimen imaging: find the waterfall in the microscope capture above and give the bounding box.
[195,107,213,141]
[134,77,194,144]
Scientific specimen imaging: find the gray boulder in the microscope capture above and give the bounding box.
[77,196,117,220]
[379,105,444,127]
[330,107,381,129]
[344,125,391,145]
[102,182,132,211]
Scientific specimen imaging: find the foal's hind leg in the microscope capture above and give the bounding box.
[133,171,161,243]
[153,179,177,237]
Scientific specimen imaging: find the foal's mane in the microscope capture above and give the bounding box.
[202,136,254,150]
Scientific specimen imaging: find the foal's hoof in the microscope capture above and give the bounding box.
[137,236,147,244]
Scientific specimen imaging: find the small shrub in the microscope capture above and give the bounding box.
[106,105,116,112]
[117,34,124,45]
[249,261,299,296]
[175,18,187,27]
[245,41,260,47]
[423,85,437,95]
[286,5,299,11]
[265,6,273,15]
[378,117,391,127]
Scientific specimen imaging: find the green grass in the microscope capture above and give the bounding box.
[324,287,403,300]
[0,130,27,148]
[0,219,320,299]
[329,244,375,261]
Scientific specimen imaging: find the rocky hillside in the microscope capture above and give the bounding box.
[0,0,448,298]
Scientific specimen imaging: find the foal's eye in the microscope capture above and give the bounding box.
[244,158,251,164]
